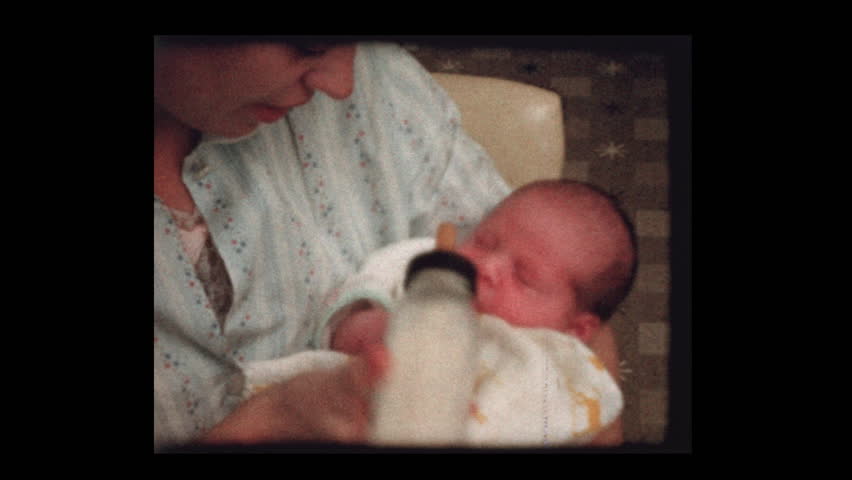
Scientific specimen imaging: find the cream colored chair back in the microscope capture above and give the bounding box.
[432,73,565,189]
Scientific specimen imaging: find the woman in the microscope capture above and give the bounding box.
[154,36,622,449]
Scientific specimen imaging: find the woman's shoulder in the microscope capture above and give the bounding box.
[354,42,448,108]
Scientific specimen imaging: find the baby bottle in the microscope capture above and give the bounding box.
[369,225,479,446]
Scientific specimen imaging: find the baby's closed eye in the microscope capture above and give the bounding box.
[473,231,497,250]
[515,262,540,288]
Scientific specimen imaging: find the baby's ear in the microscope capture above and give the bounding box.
[566,312,601,344]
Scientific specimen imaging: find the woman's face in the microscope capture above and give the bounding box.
[154,42,356,138]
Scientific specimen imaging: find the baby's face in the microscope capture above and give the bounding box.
[456,189,617,336]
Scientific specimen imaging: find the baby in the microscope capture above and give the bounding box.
[241,179,637,447]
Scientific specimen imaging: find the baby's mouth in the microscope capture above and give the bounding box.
[471,297,487,314]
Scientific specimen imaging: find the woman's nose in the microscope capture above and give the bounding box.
[304,45,356,100]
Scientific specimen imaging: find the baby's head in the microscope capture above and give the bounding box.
[455,180,637,343]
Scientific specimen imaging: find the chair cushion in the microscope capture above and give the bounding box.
[432,73,565,188]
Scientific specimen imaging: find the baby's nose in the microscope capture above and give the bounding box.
[475,253,508,288]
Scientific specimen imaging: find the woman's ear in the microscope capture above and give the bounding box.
[565,312,601,344]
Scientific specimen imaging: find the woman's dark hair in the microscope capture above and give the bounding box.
[155,35,387,50]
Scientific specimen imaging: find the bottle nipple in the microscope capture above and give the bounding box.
[436,222,457,251]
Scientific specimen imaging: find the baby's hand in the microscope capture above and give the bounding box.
[331,303,390,356]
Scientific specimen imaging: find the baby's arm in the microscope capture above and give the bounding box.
[315,238,435,351]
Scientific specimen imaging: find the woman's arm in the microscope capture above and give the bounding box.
[201,350,388,445]
[586,323,624,446]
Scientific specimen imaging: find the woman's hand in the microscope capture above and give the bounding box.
[586,323,624,446]
[201,347,389,445]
